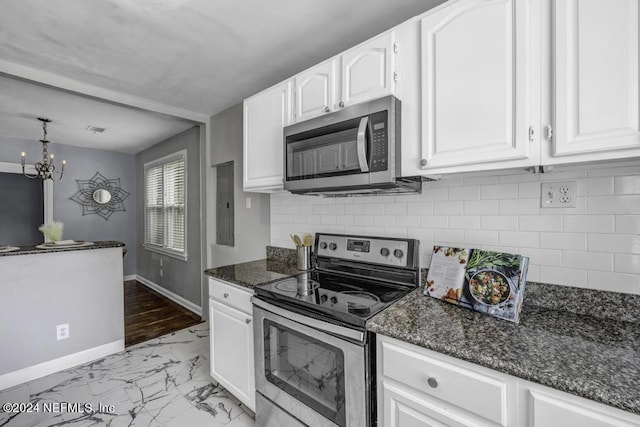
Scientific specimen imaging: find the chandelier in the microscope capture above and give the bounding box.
[21,117,66,181]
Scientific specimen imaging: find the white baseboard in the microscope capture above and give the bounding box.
[136,275,202,316]
[0,340,124,391]
[123,274,137,281]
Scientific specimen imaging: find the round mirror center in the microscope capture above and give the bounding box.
[93,189,112,204]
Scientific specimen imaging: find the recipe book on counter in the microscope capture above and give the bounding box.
[423,246,529,323]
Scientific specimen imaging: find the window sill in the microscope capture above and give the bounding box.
[143,244,188,261]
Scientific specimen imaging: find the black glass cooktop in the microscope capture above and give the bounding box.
[254,270,416,328]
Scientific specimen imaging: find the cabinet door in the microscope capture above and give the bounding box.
[295,60,336,122]
[341,31,395,107]
[419,0,539,172]
[209,299,255,411]
[243,79,292,192]
[550,0,640,162]
[526,388,638,427]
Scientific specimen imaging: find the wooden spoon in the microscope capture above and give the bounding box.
[303,233,313,247]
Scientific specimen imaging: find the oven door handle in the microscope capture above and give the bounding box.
[356,116,370,173]
[252,297,366,343]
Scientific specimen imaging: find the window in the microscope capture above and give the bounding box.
[144,150,187,260]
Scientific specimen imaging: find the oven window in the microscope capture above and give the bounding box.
[264,319,346,427]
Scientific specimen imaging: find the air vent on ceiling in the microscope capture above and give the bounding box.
[85,125,106,134]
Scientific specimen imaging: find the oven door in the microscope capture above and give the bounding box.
[253,298,368,427]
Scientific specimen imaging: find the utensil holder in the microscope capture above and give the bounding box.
[296,246,311,270]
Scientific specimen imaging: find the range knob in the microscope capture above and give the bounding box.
[393,249,404,258]
[319,242,327,249]
[328,242,337,251]
[380,247,390,256]
[329,296,338,305]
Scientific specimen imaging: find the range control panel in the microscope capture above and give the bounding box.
[315,233,411,267]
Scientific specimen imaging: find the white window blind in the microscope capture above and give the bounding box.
[144,151,186,259]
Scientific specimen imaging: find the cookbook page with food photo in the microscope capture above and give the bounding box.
[424,246,529,323]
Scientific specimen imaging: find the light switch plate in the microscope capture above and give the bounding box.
[541,181,577,208]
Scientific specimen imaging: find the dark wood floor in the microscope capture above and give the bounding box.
[124,280,202,347]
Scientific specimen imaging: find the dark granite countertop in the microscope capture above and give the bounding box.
[204,259,301,289]
[0,241,125,257]
[367,282,640,416]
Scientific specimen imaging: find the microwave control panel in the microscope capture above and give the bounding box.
[369,111,388,172]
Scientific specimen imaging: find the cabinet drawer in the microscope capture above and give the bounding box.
[380,338,508,426]
[208,278,252,313]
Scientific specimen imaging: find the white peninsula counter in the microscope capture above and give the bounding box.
[0,242,125,390]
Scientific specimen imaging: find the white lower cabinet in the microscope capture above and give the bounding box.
[377,335,640,427]
[208,278,255,411]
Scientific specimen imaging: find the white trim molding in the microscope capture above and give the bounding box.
[123,274,137,281]
[0,340,124,391]
[136,275,202,316]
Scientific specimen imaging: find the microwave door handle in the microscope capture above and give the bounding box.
[356,116,370,172]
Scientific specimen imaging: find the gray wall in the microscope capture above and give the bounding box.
[0,137,136,275]
[207,103,270,268]
[136,126,202,307]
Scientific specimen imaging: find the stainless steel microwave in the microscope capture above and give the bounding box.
[283,95,421,196]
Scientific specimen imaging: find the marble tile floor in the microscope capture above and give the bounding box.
[0,322,255,427]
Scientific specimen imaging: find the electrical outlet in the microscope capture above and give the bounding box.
[541,181,577,208]
[56,323,69,341]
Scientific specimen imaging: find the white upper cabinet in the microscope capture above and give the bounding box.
[545,0,640,164]
[295,59,337,122]
[341,31,396,107]
[417,0,540,174]
[243,79,292,192]
[294,31,396,123]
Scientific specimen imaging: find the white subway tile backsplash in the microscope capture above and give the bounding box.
[449,185,480,200]
[407,202,434,215]
[588,234,640,254]
[519,215,562,232]
[614,175,640,195]
[465,230,499,246]
[384,202,407,215]
[518,182,541,198]
[614,254,640,274]
[539,266,588,289]
[482,215,518,231]
[540,232,587,251]
[562,251,613,272]
[616,215,640,234]
[434,229,465,245]
[518,248,563,267]
[422,215,448,228]
[577,177,614,196]
[499,231,539,248]
[464,200,499,215]
[434,200,464,215]
[420,187,449,201]
[481,183,518,199]
[563,215,614,233]
[271,168,640,294]
[395,215,421,227]
[587,271,640,294]
[587,196,640,214]
[450,215,481,229]
[499,198,540,215]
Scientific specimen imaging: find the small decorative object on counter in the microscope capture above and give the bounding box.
[291,233,313,270]
[38,221,64,242]
[424,246,529,323]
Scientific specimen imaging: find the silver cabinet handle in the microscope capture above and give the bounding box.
[324,106,330,113]
[223,293,229,298]
[356,116,370,173]
[339,101,345,108]
[427,377,438,388]
[245,318,251,324]
[420,159,428,167]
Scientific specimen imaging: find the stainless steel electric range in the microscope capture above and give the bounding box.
[252,233,420,427]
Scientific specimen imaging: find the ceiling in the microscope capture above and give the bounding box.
[0,0,445,153]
